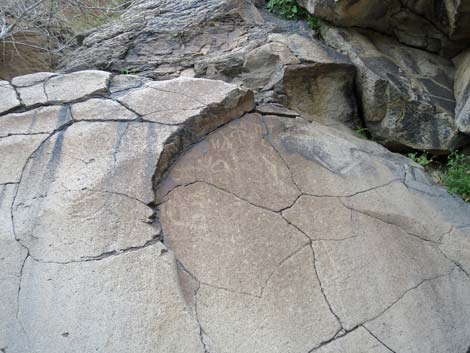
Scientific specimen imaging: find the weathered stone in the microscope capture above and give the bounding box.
[118,77,252,124]
[12,121,174,262]
[0,105,72,137]
[11,72,56,87]
[0,81,20,114]
[364,268,470,353]
[314,327,391,353]
[0,184,28,353]
[157,112,470,352]
[71,98,137,121]
[17,83,48,107]
[283,196,355,241]
[273,63,359,128]
[322,26,463,151]
[298,0,470,56]
[256,103,299,117]
[454,48,470,134]
[342,180,470,242]
[44,70,111,103]
[439,227,470,275]
[0,134,48,184]
[156,114,300,211]
[197,246,341,353]
[19,245,204,353]
[109,74,149,94]
[262,115,409,196]
[160,182,308,296]
[312,212,454,330]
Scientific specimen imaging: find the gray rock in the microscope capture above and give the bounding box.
[2,69,470,353]
[44,70,111,103]
[71,98,137,121]
[160,182,308,296]
[17,83,49,107]
[12,121,174,262]
[156,112,470,352]
[364,268,470,353]
[314,327,391,353]
[0,81,20,114]
[19,244,205,353]
[11,72,56,87]
[297,0,470,56]
[454,48,470,134]
[0,134,48,184]
[0,105,72,137]
[0,184,28,353]
[322,26,464,152]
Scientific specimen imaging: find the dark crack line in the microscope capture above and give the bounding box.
[28,235,162,264]
[260,115,302,194]
[362,268,456,327]
[338,198,440,245]
[362,325,398,353]
[308,326,357,352]
[309,242,345,330]
[147,86,209,107]
[0,132,51,139]
[16,252,32,353]
[437,246,470,279]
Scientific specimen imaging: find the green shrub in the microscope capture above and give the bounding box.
[443,152,470,201]
[266,0,319,30]
[407,152,433,167]
[354,127,369,140]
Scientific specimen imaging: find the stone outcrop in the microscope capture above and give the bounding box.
[2,70,469,352]
[322,26,464,151]
[297,0,470,57]
[61,0,361,129]
[454,48,470,134]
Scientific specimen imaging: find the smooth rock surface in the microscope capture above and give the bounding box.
[19,244,205,353]
[71,98,137,121]
[157,112,470,352]
[0,105,72,137]
[44,70,111,103]
[0,184,28,353]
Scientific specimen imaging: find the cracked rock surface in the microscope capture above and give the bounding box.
[1,69,470,353]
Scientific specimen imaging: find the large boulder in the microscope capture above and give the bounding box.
[322,26,466,152]
[297,0,470,57]
[2,70,470,352]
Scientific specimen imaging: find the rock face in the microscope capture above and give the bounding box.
[2,59,470,353]
[322,26,464,151]
[59,0,470,152]
[297,0,470,57]
[454,48,470,134]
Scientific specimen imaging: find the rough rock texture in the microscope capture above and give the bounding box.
[298,0,470,57]
[0,71,253,352]
[322,26,465,151]
[2,69,470,352]
[60,0,362,129]
[454,48,470,134]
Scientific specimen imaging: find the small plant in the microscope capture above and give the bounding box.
[443,151,470,202]
[407,152,433,167]
[266,0,320,30]
[119,67,137,75]
[354,127,369,139]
